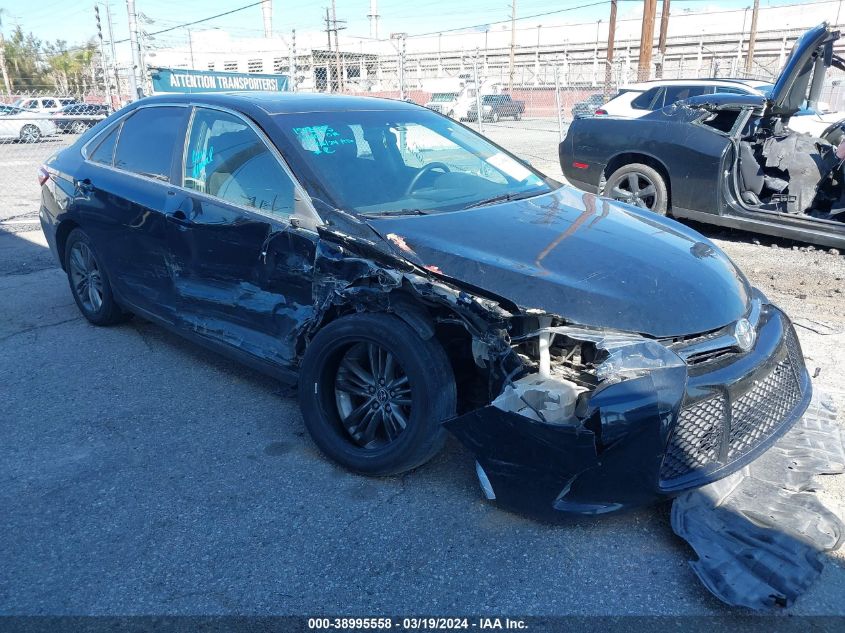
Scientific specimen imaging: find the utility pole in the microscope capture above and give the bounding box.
[656,0,669,78]
[637,0,657,81]
[126,0,142,100]
[105,2,121,103]
[95,6,114,109]
[604,0,617,99]
[473,50,485,135]
[368,0,380,40]
[745,0,760,75]
[324,9,333,91]
[289,28,297,92]
[187,28,195,69]
[331,0,345,92]
[593,19,601,87]
[391,33,407,100]
[508,0,517,92]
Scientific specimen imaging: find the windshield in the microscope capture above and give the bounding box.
[273,108,552,216]
[430,93,458,102]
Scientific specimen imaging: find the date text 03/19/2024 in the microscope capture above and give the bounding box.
[307,618,528,630]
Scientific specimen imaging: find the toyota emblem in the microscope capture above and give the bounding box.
[734,318,756,352]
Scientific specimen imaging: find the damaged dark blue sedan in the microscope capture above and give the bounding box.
[38,92,811,518]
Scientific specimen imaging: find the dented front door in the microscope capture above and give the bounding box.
[164,192,318,368]
[165,105,320,368]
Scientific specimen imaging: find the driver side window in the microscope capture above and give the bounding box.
[183,108,295,217]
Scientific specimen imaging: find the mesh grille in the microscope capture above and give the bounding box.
[660,325,806,485]
[726,357,803,460]
[660,396,726,481]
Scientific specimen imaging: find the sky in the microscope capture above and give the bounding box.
[0,0,830,56]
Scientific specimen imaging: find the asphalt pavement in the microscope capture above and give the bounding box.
[2,119,845,618]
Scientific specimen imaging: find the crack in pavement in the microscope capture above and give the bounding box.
[0,315,84,343]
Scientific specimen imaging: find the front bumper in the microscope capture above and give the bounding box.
[445,305,812,518]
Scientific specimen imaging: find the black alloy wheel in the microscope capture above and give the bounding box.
[605,163,669,215]
[68,240,104,314]
[298,312,456,476]
[334,341,413,448]
[63,228,131,326]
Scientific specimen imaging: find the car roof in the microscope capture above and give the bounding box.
[620,78,772,90]
[137,91,420,115]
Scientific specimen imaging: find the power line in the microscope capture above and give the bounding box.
[405,1,609,38]
[112,0,265,44]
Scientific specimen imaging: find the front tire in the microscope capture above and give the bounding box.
[605,163,668,215]
[64,228,131,326]
[70,120,88,134]
[298,312,456,476]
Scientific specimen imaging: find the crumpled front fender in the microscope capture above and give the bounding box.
[445,371,687,518]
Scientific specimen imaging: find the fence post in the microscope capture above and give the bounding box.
[554,63,564,142]
[399,36,407,100]
[473,52,485,135]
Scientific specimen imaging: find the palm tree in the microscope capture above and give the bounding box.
[0,8,13,94]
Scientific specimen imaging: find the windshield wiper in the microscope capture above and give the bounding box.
[361,208,429,218]
[464,189,546,209]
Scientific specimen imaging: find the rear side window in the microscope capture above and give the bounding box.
[714,86,751,95]
[114,106,184,180]
[631,87,661,110]
[662,85,713,107]
[89,125,121,166]
[182,107,295,217]
[41,99,57,109]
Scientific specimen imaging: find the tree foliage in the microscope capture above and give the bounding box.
[0,9,97,94]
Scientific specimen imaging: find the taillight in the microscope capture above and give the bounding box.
[572,161,589,170]
[37,165,50,186]
[594,108,608,115]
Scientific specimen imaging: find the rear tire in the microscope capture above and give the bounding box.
[70,120,88,134]
[64,228,131,326]
[19,124,41,143]
[605,163,668,215]
[298,312,456,476]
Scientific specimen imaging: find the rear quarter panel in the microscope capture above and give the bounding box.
[561,115,730,215]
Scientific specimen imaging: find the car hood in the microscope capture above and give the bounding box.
[366,187,751,338]
[768,23,842,117]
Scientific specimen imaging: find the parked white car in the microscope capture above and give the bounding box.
[0,105,58,142]
[785,103,844,137]
[596,77,844,137]
[12,96,78,113]
[597,78,774,118]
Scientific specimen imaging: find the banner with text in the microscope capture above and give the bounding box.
[151,67,289,94]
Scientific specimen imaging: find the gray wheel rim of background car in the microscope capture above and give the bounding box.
[333,341,413,449]
[68,242,104,313]
[610,171,658,210]
[20,125,40,143]
[71,121,87,134]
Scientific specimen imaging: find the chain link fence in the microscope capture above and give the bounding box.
[0,91,112,222]
[4,22,845,222]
